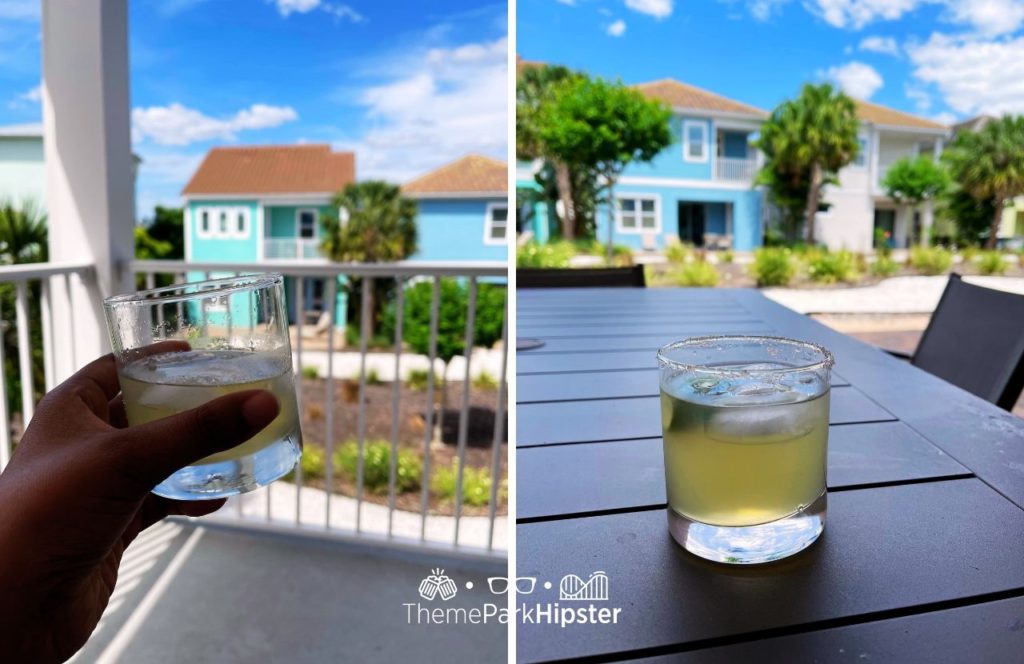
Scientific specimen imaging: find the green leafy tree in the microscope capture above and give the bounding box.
[537,76,672,258]
[386,279,505,443]
[517,64,583,239]
[756,84,860,245]
[944,115,1024,248]
[144,206,185,258]
[941,187,998,247]
[882,156,950,246]
[321,181,418,335]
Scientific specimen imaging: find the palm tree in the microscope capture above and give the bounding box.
[944,115,1024,249]
[0,199,48,264]
[517,64,581,239]
[321,181,418,336]
[756,84,860,245]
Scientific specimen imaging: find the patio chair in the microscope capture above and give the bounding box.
[886,273,1024,411]
[517,265,646,289]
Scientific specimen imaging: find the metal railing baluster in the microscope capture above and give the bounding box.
[387,278,404,537]
[40,278,55,392]
[0,298,9,470]
[15,281,34,426]
[64,273,76,372]
[419,277,441,541]
[324,277,338,529]
[453,277,478,544]
[355,277,371,532]
[294,276,304,525]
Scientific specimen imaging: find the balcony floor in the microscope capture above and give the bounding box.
[72,520,507,663]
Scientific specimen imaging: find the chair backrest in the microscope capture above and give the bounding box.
[912,273,1024,411]
[517,266,646,289]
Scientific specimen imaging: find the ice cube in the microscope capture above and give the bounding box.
[705,399,814,444]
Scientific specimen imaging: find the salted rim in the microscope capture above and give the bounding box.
[656,335,834,376]
[104,273,283,308]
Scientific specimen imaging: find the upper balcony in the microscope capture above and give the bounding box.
[715,155,758,181]
[265,237,324,260]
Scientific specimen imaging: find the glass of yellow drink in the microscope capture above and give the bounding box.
[104,273,301,500]
[657,336,833,564]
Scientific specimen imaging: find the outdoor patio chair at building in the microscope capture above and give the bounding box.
[887,273,1024,411]
[517,265,646,288]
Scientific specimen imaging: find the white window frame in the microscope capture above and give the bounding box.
[193,205,251,240]
[615,194,661,234]
[295,208,319,240]
[483,202,509,246]
[853,136,868,168]
[682,120,709,163]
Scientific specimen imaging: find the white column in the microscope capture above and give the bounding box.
[870,126,881,194]
[42,0,135,380]
[921,200,934,246]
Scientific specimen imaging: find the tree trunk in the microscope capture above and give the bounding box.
[606,180,616,262]
[804,162,823,246]
[986,198,1005,249]
[554,161,576,240]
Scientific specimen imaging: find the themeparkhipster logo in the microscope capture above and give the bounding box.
[403,569,623,627]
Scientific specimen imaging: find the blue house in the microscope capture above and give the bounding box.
[518,78,768,251]
[181,144,354,325]
[401,154,508,261]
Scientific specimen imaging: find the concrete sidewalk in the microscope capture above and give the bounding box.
[763,275,1024,314]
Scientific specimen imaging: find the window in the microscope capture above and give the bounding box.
[683,120,708,162]
[297,209,318,239]
[194,206,251,240]
[484,203,508,245]
[617,195,659,233]
[853,137,868,167]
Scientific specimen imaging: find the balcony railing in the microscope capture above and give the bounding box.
[264,238,324,260]
[0,259,508,558]
[715,156,758,181]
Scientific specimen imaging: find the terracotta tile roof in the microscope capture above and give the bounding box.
[516,54,545,77]
[634,79,768,118]
[402,154,507,196]
[855,100,947,131]
[182,144,355,196]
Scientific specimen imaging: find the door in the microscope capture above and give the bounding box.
[873,209,896,247]
[677,202,706,246]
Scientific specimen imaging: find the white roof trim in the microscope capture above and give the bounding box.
[403,191,507,200]
[0,123,43,138]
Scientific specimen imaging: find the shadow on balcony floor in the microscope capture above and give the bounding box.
[72,519,507,663]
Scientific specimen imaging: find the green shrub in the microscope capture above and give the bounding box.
[870,255,900,277]
[366,368,383,385]
[720,249,735,264]
[960,246,979,265]
[909,247,953,275]
[609,244,634,266]
[301,365,319,380]
[873,228,891,253]
[664,242,691,264]
[807,250,860,284]
[406,369,441,391]
[344,325,391,349]
[432,464,495,507]
[472,370,499,390]
[750,248,796,286]
[335,440,421,495]
[978,251,1008,275]
[516,240,576,268]
[674,260,719,287]
[299,446,327,480]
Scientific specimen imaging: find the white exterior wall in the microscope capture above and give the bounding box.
[0,136,46,208]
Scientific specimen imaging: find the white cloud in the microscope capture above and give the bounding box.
[625,0,674,19]
[0,0,39,20]
[132,103,298,146]
[905,85,932,111]
[137,151,205,185]
[556,0,577,5]
[270,0,365,22]
[908,33,1024,115]
[804,0,1024,35]
[607,19,627,36]
[8,84,40,108]
[824,61,884,98]
[339,36,507,182]
[932,111,958,124]
[748,0,790,20]
[859,35,899,55]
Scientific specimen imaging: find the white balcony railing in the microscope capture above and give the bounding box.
[0,259,508,558]
[715,156,758,181]
[264,238,324,260]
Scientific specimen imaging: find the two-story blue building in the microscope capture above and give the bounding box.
[518,78,767,251]
[401,154,508,261]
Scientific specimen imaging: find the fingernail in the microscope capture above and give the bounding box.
[242,391,280,428]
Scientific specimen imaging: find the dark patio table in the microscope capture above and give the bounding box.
[515,287,1024,663]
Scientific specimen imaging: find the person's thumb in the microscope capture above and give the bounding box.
[113,390,280,488]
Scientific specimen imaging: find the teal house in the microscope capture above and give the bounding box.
[181,144,354,325]
[401,154,509,261]
[517,75,768,251]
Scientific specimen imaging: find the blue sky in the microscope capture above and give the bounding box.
[0,0,507,220]
[519,0,1024,125]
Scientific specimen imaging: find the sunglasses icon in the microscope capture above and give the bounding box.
[487,577,537,594]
